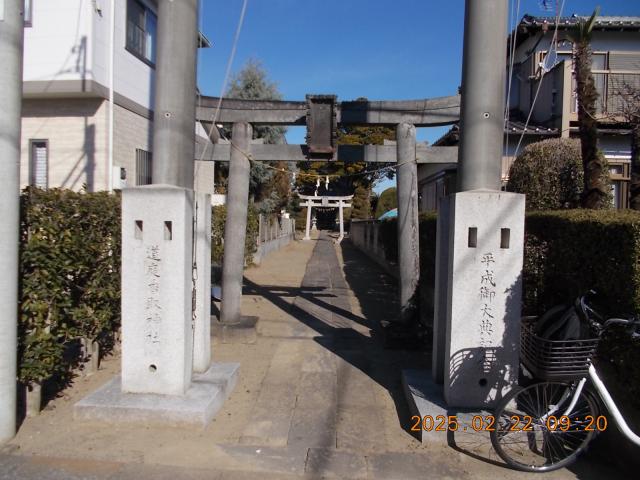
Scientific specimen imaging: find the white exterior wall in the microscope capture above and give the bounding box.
[23,0,95,85]
[24,0,156,112]
[92,0,156,111]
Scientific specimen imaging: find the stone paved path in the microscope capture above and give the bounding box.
[0,232,631,479]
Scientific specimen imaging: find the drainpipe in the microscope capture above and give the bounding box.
[107,0,115,192]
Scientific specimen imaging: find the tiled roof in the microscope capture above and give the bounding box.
[433,121,558,146]
[510,14,640,48]
[506,120,558,135]
[521,14,640,29]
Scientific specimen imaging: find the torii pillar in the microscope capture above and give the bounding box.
[220,122,253,325]
[396,123,420,325]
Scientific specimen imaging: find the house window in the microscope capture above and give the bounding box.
[136,149,153,185]
[24,0,32,26]
[126,0,157,66]
[29,140,48,189]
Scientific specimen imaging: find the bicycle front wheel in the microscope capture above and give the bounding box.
[490,381,598,472]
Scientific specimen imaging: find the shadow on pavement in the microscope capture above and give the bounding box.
[242,233,428,447]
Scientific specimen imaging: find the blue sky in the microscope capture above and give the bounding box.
[196,0,639,193]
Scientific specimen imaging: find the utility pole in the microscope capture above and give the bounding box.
[0,0,24,444]
[152,0,199,188]
[456,0,508,191]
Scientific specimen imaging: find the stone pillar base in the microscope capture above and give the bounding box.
[74,363,239,428]
[212,315,258,344]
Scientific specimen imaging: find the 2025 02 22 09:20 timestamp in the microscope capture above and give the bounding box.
[410,415,609,432]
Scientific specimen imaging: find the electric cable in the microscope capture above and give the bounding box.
[512,0,566,160]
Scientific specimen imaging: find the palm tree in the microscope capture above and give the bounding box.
[570,8,611,209]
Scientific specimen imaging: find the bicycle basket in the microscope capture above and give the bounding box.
[520,317,600,380]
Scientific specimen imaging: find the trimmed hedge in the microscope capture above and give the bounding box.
[19,188,121,385]
[523,210,640,406]
[523,210,640,315]
[18,190,260,389]
[211,204,259,266]
[374,209,640,406]
[507,138,583,210]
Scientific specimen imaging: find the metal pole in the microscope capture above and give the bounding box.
[456,0,508,191]
[220,122,252,324]
[396,123,420,324]
[107,0,115,192]
[0,0,24,444]
[152,0,199,188]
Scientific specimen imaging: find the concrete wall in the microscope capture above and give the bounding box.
[349,220,398,278]
[20,98,109,191]
[252,217,295,265]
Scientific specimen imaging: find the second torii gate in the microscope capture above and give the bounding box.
[196,95,460,328]
[299,195,353,242]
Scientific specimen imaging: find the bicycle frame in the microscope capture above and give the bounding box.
[538,378,588,422]
[536,366,640,448]
[588,364,640,447]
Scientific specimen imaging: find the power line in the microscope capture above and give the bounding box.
[512,0,566,160]
[197,0,249,165]
[504,0,521,157]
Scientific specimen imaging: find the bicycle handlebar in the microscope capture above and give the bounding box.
[578,292,640,338]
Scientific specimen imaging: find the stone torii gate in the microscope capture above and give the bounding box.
[195,95,460,329]
[299,194,353,242]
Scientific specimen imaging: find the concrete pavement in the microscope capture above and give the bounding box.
[0,232,631,479]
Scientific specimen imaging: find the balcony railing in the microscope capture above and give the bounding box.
[570,71,640,117]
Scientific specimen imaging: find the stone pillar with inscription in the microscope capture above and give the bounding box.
[120,186,194,395]
[442,190,525,408]
[74,186,239,427]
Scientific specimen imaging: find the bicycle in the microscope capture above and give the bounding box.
[489,292,640,472]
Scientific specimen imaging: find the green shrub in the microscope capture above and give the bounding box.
[507,138,583,210]
[19,188,121,385]
[523,210,640,315]
[524,209,640,406]
[376,208,640,406]
[375,187,397,218]
[211,204,259,265]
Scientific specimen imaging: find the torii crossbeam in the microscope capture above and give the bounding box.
[201,94,460,330]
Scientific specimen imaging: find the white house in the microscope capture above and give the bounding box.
[419,14,640,210]
[20,0,216,194]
